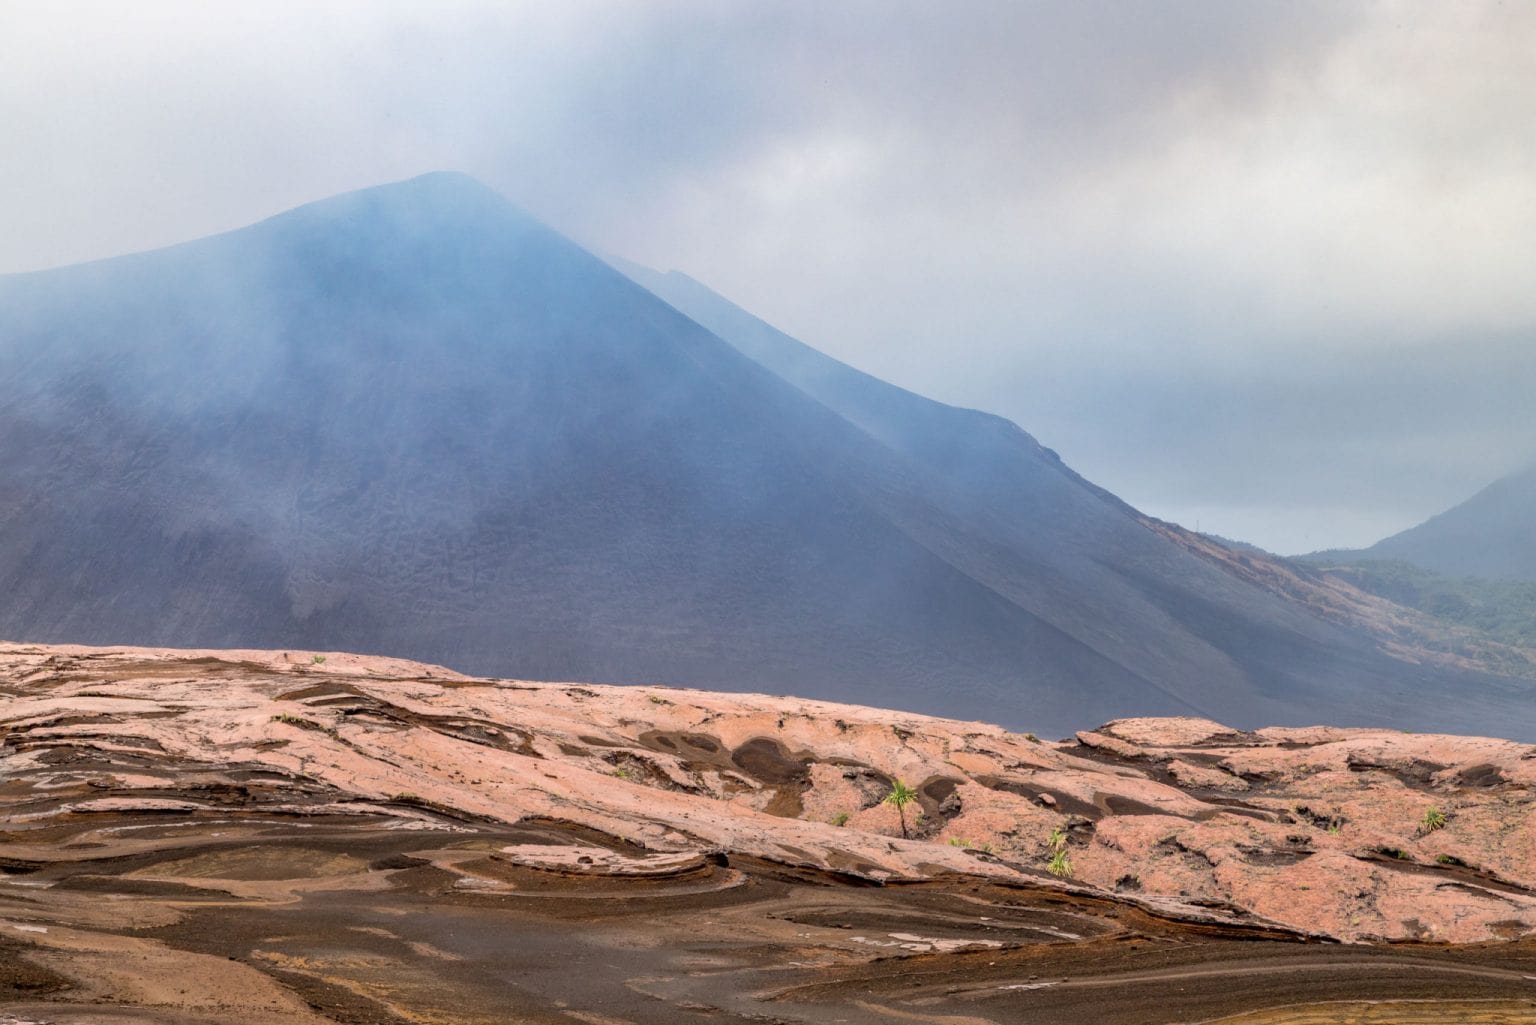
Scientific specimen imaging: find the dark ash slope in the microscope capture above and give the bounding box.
[0,173,1530,737]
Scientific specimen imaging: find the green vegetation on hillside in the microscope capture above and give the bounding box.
[1313,559,1536,650]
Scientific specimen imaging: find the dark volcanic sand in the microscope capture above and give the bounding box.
[3,815,1536,1025]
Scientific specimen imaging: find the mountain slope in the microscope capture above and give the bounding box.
[0,174,1531,738]
[1343,464,1536,581]
[610,261,1536,735]
[1300,558,1536,651]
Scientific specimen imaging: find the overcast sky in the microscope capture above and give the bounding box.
[3,1,1533,554]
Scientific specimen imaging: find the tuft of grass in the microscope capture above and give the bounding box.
[831,812,850,827]
[1048,847,1074,879]
[270,712,321,729]
[311,654,327,664]
[1045,826,1073,878]
[393,791,421,803]
[1421,806,1447,832]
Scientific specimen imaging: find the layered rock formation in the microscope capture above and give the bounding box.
[3,642,1531,945]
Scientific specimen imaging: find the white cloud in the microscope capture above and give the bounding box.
[1,0,1533,551]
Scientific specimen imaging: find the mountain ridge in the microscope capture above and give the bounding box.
[1,173,1532,738]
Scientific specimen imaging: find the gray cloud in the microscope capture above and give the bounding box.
[2,0,1533,553]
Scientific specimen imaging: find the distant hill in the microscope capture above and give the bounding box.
[1320,464,1536,581]
[0,174,1533,738]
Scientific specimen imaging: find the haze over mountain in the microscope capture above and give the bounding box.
[1326,464,1536,581]
[1,173,1532,738]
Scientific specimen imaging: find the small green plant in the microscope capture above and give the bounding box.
[1046,826,1073,878]
[646,693,670,705]
[1326,822,1341,835]
[311,654,326,664]
[393,791,421,802]
[831,812,850,827]
[948,837,996,854]
[611,767,633,780]
[884,779,918,839]
[1024,733,1039,743]
[1048,847,1073,878]
[270,712,320,729]
[1421,807,1447,832]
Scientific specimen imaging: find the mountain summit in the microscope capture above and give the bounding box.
[1,174,1531,737]
[1349,464,1536,581]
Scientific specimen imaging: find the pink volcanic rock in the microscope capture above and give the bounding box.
[1099,717,1237,746]
[940,781,1060,857]
[1,643,1533,943]
[1166,758,1248,791]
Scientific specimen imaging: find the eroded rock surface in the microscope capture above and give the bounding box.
[2,642,1532,948]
